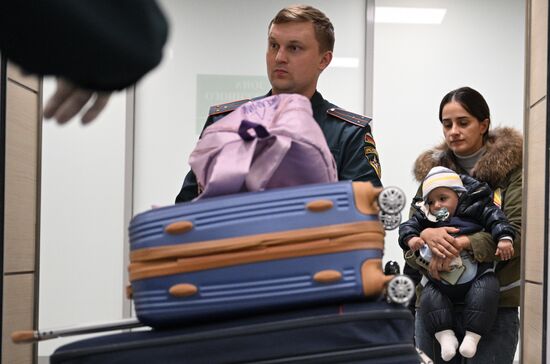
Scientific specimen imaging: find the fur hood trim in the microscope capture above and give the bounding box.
[414,127,523,188]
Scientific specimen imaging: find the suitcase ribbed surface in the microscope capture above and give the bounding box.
[129,181,378,250]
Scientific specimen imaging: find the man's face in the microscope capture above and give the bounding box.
[266,21,332,98]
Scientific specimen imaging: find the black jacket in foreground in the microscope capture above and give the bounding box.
[398,174,516,251]
[0,0,168,90]
[175,91,382,203]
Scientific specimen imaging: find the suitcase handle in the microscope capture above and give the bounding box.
[12,318,144,344]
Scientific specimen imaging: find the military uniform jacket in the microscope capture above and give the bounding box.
[175,91,382,203]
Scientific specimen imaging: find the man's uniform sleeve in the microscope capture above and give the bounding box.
[327,108,382,187]
[175,169,200,203]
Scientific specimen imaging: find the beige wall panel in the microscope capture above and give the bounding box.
[524,100,546,282]
[7,62,39,92]
[2,274,35,364]
[530,0,548,105]
[523,282,543,364]
[3,82,39,273]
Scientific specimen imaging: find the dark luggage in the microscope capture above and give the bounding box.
[50,301,419,364]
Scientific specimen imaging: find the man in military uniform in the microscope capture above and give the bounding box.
[175,5,381,203]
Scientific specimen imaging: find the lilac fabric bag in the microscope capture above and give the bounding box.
[189,94,338,199]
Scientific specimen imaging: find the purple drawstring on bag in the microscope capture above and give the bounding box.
[238,120,270,141]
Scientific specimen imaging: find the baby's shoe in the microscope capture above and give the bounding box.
[435,329,459,362]
[459,331,481,358]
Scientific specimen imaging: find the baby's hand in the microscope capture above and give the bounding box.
[495,239,514,261]
[407,236,425,251]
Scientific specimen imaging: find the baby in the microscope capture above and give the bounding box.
[399,166,515,361]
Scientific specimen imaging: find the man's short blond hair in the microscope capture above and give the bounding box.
[269,5,335,53]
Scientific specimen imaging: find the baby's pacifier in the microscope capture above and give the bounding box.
[434,207,450,222]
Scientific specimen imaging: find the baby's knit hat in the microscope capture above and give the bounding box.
[422,166,467,201]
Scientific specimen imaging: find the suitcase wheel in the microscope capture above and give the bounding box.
[378,210,402,230]
[384,260,400,275]
[313,270,343,283]
[377,186,406,214]
[169,283,199,297]
[386,274,415,306]
[306,199,334,212]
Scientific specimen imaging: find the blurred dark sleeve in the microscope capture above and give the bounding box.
[175,170,200,203]
[398,213,424,251]
[0,0,168,90]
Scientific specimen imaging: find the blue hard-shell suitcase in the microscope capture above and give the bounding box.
[128,181,394,327]
[50,301,420,364]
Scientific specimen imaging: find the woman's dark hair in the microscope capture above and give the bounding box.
[439,87,491,141]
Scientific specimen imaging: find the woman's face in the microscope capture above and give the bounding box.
[441,101,489,156]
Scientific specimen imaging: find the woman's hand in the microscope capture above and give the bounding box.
[496,239,514,260]
[420,227,461,258]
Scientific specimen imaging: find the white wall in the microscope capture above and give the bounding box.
[38,80,129,356]
[373,0,525,268]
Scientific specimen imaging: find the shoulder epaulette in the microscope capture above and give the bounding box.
[208,99,251,116]
[327,108,372,128]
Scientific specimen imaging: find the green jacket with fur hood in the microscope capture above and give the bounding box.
[412,127,522,307]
